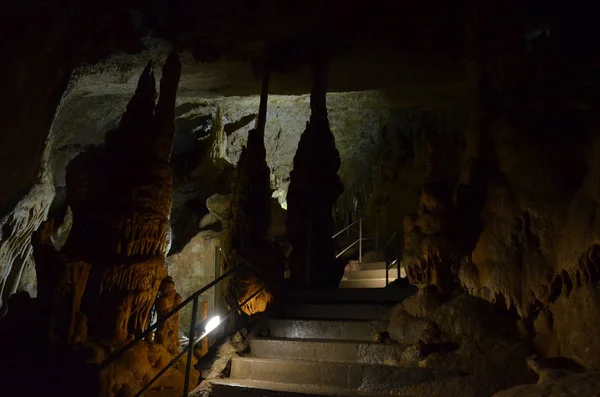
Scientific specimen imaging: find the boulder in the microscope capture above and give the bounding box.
[388,292,537,397]
[206,194,231,221]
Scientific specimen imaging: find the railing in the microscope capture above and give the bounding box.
[384,230,401,286]
[100,247,265,397]
[332,217,378,263]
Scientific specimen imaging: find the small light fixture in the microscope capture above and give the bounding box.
[204,315,221,334]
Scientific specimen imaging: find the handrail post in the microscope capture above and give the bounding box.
[396,231,401,281]
[306,219,311,287]
[183,295,199,396]
[214,246,219,319]
[386,265,389,286]
[358,218,363,263]
[375,217,379,250]
[346,211,350,236]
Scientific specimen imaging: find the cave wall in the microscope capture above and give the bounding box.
[366,110,466,243]
[167,230,219,327]
[453,1,600,369]
[460,114,600,368]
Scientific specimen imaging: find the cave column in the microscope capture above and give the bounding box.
[286,47,344,288]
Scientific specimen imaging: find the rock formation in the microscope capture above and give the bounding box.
[398,0,600,381]
[223,63,275,315]
[286,46,344,288]
[155,276,183,355]
[403,141,464,292]
[2,2,600,396]
[60,53,180,343]
[225,68,273,263]
[387,291,537,396]
[493,355,599,397]
[0,50,199,397]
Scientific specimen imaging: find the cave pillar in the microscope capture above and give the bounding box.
[223,64,275,314]
[32,47,183,361]
[286,49,344,288]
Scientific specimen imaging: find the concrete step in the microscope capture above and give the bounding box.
[358,261,387,270]
[267,319,386,341]
[250,338,403,364]
[290,287,417,303]
[283,303,391,320]
[210,379,379,397]
[230,357,465,393]
[343,269,396,280]
[339,279,388,289]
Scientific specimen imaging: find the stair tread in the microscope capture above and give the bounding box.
[230,356,466,391]
[233,355,401,368]
[283,303,391,320]
[210,379,388,397]
[342,269,395,279]
[250,338,404,364]
[270,318,385,324]
[338,279,389,289]
[291,287,416,303]
[267,318,386,341]
[253,336,389,343]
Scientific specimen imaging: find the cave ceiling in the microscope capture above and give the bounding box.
[0,0,470,216]
[42,0,474,253]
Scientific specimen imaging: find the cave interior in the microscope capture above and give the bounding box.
[1,1,600,397]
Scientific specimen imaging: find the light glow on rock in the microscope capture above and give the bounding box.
[205,315,221,334]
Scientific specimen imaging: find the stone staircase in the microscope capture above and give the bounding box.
[208,286,441,397]
[339,261,398,289]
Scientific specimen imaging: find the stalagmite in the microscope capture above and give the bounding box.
[11,49,196,397]
[223,58,276,314]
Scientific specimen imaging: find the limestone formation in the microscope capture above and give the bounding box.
[493,364,600,397]
[286,47,344,288]
[2,3,600,396]
[32,219,90,346]
[226,68,272,262]
[0,50,197,397]
[155,276,183,355]
[403,143,463,291]
[63,54,181,343]
[387,292,537,396]
[0,169,54,307]
[223,65,275,315]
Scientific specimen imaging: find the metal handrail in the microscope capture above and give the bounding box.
[100,248,267,397]
[335,238,360,258]
[134,281,267,397]
[385,231,398,248]
[332,217,379,263]
[100,264,241,370]
[384,230,401,286]
[332,218,361,239]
